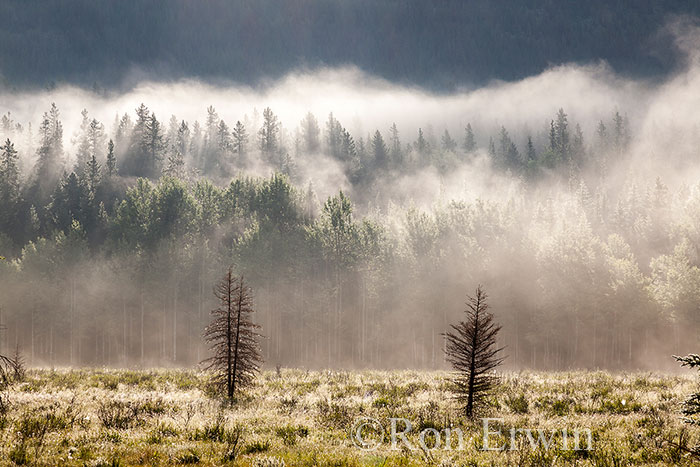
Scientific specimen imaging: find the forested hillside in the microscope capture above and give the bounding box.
[0,0,697,89]
[0,100,698,370]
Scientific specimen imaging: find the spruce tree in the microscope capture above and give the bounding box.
[232,121,248,161]
[105,139,116,177]
[371,130,388,169]
[259,107,279,161]
[675,354,700,425]
[464,123,476,154]
[203,268,263,401]
[674,354,700,457]
[443,285,505,417]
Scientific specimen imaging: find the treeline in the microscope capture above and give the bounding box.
[0,102,632,250]
[0,103,697,370]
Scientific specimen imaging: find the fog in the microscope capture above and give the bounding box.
[1,21,700,371]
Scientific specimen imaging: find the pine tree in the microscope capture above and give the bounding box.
[203,269,263,401]
[443,285,505,417]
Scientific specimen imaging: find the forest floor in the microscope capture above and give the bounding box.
[0,369,698,466]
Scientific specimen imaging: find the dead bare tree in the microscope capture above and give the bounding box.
[202,268,263,402]
[443,285,505,417]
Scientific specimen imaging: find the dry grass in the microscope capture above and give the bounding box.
[0,368,697,466]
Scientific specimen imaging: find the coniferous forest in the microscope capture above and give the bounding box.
[0,94,698,370]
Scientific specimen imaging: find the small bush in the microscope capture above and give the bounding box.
[177,449,201,464]
[243,439,270,454]
[505,393,529,414]
[315,399,352,429]
[275,424,308,446]
[97,398,166,430]
[252,457,285,467]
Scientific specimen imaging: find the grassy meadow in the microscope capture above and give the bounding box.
[0,369,698,466]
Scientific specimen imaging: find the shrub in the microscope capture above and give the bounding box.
[177,449,201,464]
[252,457,285,467]
[243,439,270,454]
[504,393,529,414]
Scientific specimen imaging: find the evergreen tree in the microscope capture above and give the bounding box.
[675,354,700,427]
[612,111,629,153]
[340,128,357,163]
[463,123,476,154]
[144,113,165,177]
[554,108,570,162]
[32,103,64,202]
[232,120,248,162]
[0,139,20,202]
[163,151,185,178]
[122,103,150,177]
[74,109,91,173]
[487,137,496,159]
[300,112,321,154]
[217,120,231,154]
[443,285,505,417]
[259,107,279,161]
[441,129,457,152]
[85,153,101,195]
[105,139,117,177]
[203,269,263,401]
[371,130,388,169]
[389,123,402,166]
[326,113,343,159]
[414,128,429,165]
[0,139,20,237]
[525,136,537,177]
[497,127,520,170]
[176,120,190,157]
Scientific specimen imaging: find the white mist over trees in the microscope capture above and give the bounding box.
[2,28,700,369]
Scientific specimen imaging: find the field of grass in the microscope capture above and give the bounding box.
[0,368,698,466]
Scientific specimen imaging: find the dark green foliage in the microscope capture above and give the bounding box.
[674,354,700,457]
[676,354,700,426]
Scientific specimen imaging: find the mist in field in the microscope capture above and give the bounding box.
[1,14,700,372]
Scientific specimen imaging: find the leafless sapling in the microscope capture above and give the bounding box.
[202,268,263,402]
[443,285,505,417]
